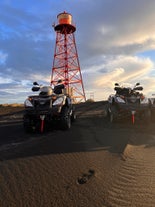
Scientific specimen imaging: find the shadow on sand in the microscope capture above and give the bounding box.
[0,115,155,161]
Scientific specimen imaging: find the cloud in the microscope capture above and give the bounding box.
[97,55,153,83]
[75,0,155,59]
[0,50,8,65]
[0,76,13,84]
[83,55,154,100]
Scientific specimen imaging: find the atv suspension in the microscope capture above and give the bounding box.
[131,111,136,124]
[40,115,45,133]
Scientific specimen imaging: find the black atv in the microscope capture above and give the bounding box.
[107,83,152,124]
[23,82,76,132]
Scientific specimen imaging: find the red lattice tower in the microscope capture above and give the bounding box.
[51,11,86,103]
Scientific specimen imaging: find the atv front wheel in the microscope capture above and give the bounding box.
[71,110,76,122]
[60,107,71,130]
[107,105,117,123]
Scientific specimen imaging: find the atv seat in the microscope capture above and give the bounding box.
[116,88,131,96]
[39,86,53,97]
[53,84,65,94]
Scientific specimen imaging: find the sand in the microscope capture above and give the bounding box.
[0,101,155,207]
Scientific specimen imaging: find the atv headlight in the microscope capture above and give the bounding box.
[53,97,64,106]
[116,96,125,103]
[24,99,33,107]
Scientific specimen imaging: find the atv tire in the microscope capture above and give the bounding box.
[108,104,118,123]
[60,107,71,130]
[23,117,33,133]
[143,109,151,124]
[71,110,76,122]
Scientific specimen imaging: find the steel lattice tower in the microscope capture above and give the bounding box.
[51,11,86,103]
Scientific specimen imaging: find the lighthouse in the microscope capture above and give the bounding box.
[51,11,86,103]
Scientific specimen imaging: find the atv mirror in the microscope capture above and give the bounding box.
[135,83,140,86]
[33,82,39,86]
[115,83,119,86]
[114,86,121,91]
[32,86,40,92]
[134,86,143,91]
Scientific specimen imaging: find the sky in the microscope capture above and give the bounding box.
[1,0,155,103]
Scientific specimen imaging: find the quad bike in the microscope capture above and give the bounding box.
[149,96,155,122]
[107,83,152,124]
[23,82,76,132]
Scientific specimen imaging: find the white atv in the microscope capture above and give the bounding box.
[23,82,76,132]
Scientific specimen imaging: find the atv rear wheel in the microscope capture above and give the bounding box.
[60,107,71,130]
